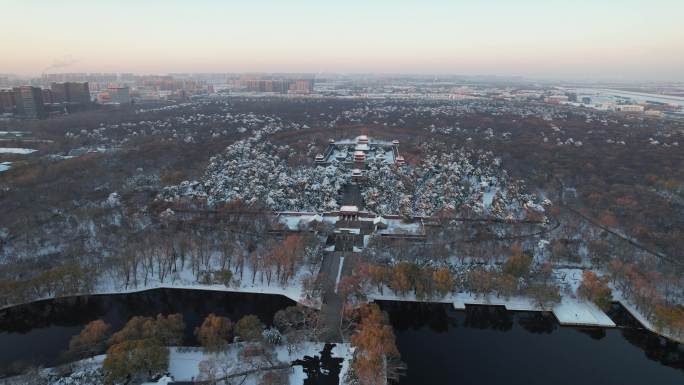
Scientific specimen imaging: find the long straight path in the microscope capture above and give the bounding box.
[319,252,344,342]
[317,182,365,341]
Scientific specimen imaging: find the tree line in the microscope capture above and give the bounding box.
[339,252,562,310]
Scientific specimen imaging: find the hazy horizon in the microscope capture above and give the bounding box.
[3,0,684,81]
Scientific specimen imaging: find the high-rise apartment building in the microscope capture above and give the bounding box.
[0,89,16,113]
[290,79,315,94]
[13,86,45,118]
[68,82,90,104]
[50,82,68,103]
[50,82,91,104]
[42,88,54,104]
[242,78,314,94]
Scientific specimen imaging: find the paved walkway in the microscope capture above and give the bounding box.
[317,182,365,342]
[340,182,364,208]
[320,252,344,342]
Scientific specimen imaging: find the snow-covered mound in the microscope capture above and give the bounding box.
[361,144,544,218]
[160,133,546,219]
[159,133,349,212]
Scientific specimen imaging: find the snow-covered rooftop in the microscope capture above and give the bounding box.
[340,205,359,213]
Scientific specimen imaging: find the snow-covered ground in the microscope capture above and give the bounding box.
[0,147,36,154]
[334,256,345,294]
[552,298,615,327]
[0,131,31,136]
[12,343,353,385]
[377,218,423,234]
[94,261,317,308]
[0,161,11,172]
[331,343,353,384]
[97,278,308,308]
[145,343,353,385]
[278,213,339,230]
[8,355,108,385]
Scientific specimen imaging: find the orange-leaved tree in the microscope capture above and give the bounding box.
[351,304,401,385]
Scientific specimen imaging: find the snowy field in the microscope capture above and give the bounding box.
[93,261,317,308]
[15,343,353,385]
[141,343,353,385]
[0,161,11,172]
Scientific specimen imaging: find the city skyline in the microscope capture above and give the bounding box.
[2,0,684,81]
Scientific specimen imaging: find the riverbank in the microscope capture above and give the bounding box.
[369,291,615,328]
[366,266,683,343]
[613,291,684,344]
[0,262,319,312]
[369,290,683,343]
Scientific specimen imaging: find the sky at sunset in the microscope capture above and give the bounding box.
[2,0,684,80]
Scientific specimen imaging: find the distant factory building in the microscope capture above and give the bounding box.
[616,104,644,113]
[545,95,569,104]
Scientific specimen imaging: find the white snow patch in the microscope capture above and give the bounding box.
[379,219,422,234]
[482,189,496,208]
[334,256,345,294]
[0,147,37,154]
[162,342,353,385]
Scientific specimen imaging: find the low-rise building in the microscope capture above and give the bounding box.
[616,104,645,113]
[108,86,131,104]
